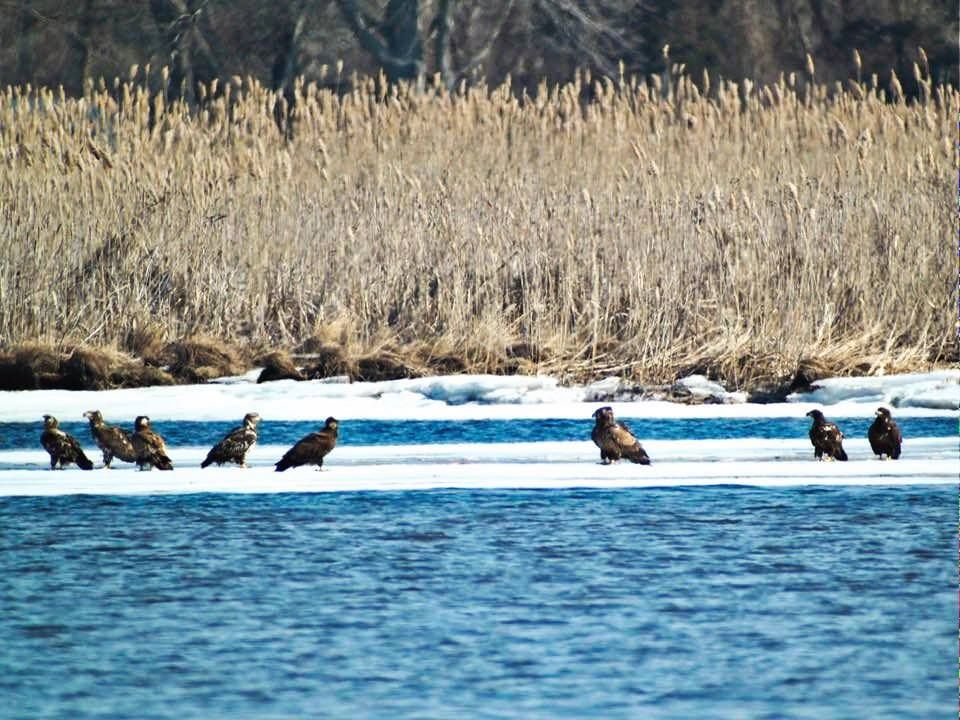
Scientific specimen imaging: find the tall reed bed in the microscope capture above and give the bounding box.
[0,61,954,387]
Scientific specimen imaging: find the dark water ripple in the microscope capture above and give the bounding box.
[0,415,954,449]
[0,487,955,719]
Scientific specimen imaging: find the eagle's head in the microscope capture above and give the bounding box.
[243,412,261,427]
[325,417,339,431]
[42,414,57,428]
[134,415,150,431]
[805,409,825,422]
[592,406,614,425]
[83,410,103,425]
[875,407,891,419]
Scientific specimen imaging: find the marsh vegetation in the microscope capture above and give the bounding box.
[0,58,953,391]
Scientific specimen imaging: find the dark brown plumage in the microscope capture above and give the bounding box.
[201,412,260,468]
[591,406,651,465]
[41,414,93,470]
[806,409,848,461]
[868,407,902,460]
[275,417,339,472]
[131,415,173,470]
[83,410,137,468]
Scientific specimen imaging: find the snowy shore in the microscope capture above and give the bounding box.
[0,370,955,423]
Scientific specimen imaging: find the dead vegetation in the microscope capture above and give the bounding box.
[0,57,954,393]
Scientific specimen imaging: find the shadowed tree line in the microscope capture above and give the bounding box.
[1,0,955,98]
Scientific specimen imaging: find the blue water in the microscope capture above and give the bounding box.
[0,487,955,719]
[0,415,954,449]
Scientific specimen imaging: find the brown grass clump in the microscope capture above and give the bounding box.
[303,343,354,379]
[0,60,954,390]
[162,337,246,383]
[0,343,176,390]
[257,351,305,383]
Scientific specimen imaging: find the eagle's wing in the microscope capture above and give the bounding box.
[102,425,137,462]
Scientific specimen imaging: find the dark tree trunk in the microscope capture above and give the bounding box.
[15,0,35,86]
[336,0,423,83]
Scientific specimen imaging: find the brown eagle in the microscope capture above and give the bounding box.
[41,414,94,470]
[131,415,174,471]
[591,406,651,465]
[201,412,261,468]
[868,407,902,460]
[83,410,137,468]
[275,417,339,472]
[806,409,848,461]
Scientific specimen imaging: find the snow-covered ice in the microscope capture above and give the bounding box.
[0,370,954,496]
[0,370,956,423]
[0,437,955,497]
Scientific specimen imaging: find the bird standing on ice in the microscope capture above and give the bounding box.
[591,406,651,465]
[275,417,339,471]
[83,410,137,468]
[131,416,174,470]
[41,414,94,470]
[867,406,902,459]
[805,409,848,461]
[201,412,261,468]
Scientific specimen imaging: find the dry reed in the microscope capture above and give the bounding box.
[0,62,954,389]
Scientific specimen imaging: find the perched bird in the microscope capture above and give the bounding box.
[131,415,173,470]
[806,409,848,461]
[868,406,902,460]
[41,415,93,470]
[591,406,651,465]
[83,410,137,468]
[201,412,261,468]
[275,417,339,472]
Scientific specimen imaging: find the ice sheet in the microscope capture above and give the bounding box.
[1,437,954,496]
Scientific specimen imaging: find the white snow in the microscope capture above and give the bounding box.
[0,370,954,496]
[0,437,955,496]
[786,369,960,410]
[0,370,956,423]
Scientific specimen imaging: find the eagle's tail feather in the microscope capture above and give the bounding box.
[626,445,651,465]
[77,452,94,470]
[200,456,213,469]
[155,454,174,470]
[834,447,848,462]
[275,458,291,472]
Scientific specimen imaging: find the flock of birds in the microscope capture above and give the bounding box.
[40,412,339,472]
[37,405,903,472]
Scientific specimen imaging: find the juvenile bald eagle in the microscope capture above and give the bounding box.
[868,407,902,460]
[806,409,848,461]
[83,410,137,468]
[591,406,651,465]
[275,417,339,472]
[201,412,261,468]
[41,415,93,470]
[131,415,173,471]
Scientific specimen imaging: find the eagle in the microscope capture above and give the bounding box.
[591,406,651,465]
[868,406,902,460]
[41,414,94,470]
[806,409,848,461]
[83,410,137,468]
[131,415,174,470]
[201,412,261,468]
[275,417,339,472]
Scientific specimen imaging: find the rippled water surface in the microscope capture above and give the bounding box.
[1,487,954,719]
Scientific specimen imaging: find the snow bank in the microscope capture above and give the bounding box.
[786,370,959,410]
[0,371,955,424]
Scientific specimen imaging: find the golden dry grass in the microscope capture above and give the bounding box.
[0,64,954,389]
